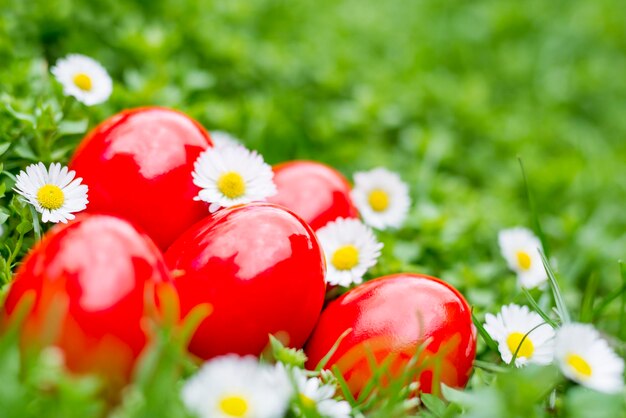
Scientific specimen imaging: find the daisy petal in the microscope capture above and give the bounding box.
[13,162,89,224]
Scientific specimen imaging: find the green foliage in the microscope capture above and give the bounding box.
[564,386,625,418]
[268,335,308,369]
[0,0,625,416]
[0,294,105,418]
[111,287,208,418]
[443,365,562,418]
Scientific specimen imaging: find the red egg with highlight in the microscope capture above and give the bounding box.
[267,161,358,230]
[1,214,173,392]
[69,107,212,249]
[165,202,326,359]
[305,273,476,397]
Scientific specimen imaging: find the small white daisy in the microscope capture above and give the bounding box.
[14,162,89,224]
[498,227,548,288]
[483,304,555,367]
[554,323,624,394]
[192,144,277,213]
[351,167,410,230]
[50,54,112,106]
[316,217,383,287]
[289,367,351,418]
[211,131,243,149]
[182,355,291,418]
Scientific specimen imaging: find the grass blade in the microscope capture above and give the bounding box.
[471,311,499,352]
[509,322,546,367]
[539,250,570,323]
[592,272,626,319]
[522,288,558,328]
[473,359,509,373]
[617,260,626,341]
[579,272,599,323]
[332,364,358,406]
[518,157,550,258]
[314,328,352,371]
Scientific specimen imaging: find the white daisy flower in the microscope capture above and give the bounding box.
[483,304,555,367]
[50,54,112,106]
[14,162,89,224]
[192,144,277,213]
[351,167,410,230]
[498,227,548,288]
[554,323,624,394]
[211,131,243,149]
[182,355,291,418]
[316,217,383,287]
[289,367,351,418]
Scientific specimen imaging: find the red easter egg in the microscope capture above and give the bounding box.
[69,107,212,249]
[304,274,476,397]
[165,202,326,359]
[267,161,358,230]
[1,214,173,391]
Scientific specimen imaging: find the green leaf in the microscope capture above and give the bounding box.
[0,142,11,156]
[4,103,35,125]
[442,385,505,418]
[421,393,447,417]
[58,119,88,136]
[16,218,33,235]
[13,141,38,161]
[564,386,625,418]
[269,334,307,368]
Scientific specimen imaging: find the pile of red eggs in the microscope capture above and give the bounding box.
[1,107,476,399]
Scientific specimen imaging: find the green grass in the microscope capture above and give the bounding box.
[1,0,625,416]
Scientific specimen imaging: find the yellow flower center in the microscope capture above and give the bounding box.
[506,332,534,358]
[219,395,249,417]
[73,73,93,91]
[566,353,592,378]
[331,245,359,271]
[516,250,532,270]
[368,189,390,212]
[217,172,246,199]
[37,184,65,210]
[299,393,316,409]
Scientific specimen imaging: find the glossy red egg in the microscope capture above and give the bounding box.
[1,214,172,391]
[69,107,212,249]
[304,274,476,397]
[165,202,326,359]
[267,161,359,230]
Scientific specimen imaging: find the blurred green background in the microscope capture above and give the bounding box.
[1,0,625,329]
